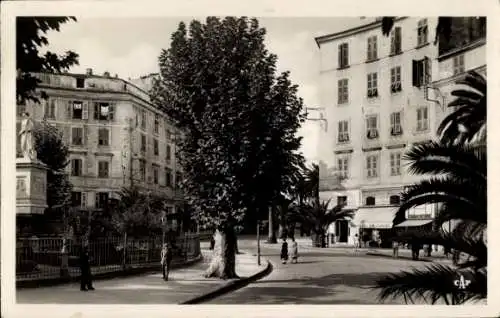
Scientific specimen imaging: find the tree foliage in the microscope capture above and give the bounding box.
[375,71,487,305]
[151,17,306,231]
[110,187,166,237]
[33,120,72,209]
[17,17,79,104]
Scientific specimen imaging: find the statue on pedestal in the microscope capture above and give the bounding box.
[19,112,37,161]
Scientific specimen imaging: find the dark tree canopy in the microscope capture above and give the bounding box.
[17,17,79,104]
[34,121,72,209]
[151,17,306,231]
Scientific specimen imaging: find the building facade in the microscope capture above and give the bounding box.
[16,69,184,227]
[315,17,443,246]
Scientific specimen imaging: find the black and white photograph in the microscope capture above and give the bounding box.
[1,1,497,317]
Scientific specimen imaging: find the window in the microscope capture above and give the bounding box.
[338,43,349,68]
[166,144,172,163]
[366,155,378,178]
[390,195,401,205]
[153,139,159,156]
[390,27,402,55]
[337,121,349,143]
[390,152,401,176]
[71,127,83,145]
[366,115,379,139]
[390,67,402,93]
[98,161,109,178]
[367,36,377,61]
[94,102,113,121]
[153,165,159,184]
[76,77,85,88]
[453,55,465,75]
[95,192,109,209]
[367,73,378,98]
[337,196,347,206]
[416,107,429,131]
[140,160,146,181]
[141,134,146,153]
[154,114,160,134]
[71,159,82,176]
[45,99,56,119]
[412,57,431,88]
[366,196,376,206]
[337,157,349,178]
[141,110,147,130]
[71,192,82,207]
[338,79,349,104]
[98,128,109,146]
[165,168,172,187]
[390,112,403,136]
[417,19,428,47]
[72,101,83,119]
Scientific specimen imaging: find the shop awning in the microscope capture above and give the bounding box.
[352,207,397,229]
[394,219,433,227]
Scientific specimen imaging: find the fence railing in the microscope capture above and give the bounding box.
[16,233,201,281]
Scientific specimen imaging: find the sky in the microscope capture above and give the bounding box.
[42,16,372,163]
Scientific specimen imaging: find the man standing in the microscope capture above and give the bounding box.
[161,243,173,281]
[79,245,94,291]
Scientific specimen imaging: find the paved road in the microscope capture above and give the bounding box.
[208,238,441,304]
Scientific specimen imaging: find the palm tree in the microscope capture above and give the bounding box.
[290,199,355,248]
[374,141,486,304]
[437,70,486,145]
[303,163,319,204]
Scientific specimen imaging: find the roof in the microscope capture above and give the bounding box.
[314,17,407,48]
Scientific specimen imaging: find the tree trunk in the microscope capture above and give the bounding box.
[278,223,285,240]
[267,206,277,243]
[204,226,238,279]
[287,222,296,240]
[311,230,326,248]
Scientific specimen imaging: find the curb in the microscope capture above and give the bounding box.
[16,254,203,289]
[181,256,273,304]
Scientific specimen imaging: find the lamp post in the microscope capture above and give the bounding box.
[257,219,261,266]
[304,107,327,131]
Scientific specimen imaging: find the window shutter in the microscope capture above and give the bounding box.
[84,126,88,146]
[424,57,431,83]
[344,44,349,66]
[338,44,342,67]
[94,102,99,119]
[81,192,87,209]
[109,103,115,121]
[82,102,88,120]
[67,100,72,119]
[95,192,100,209]
[412,60,418,87]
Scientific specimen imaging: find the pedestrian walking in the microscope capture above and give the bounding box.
[392,240,399,258]
[161,243,173,281]
[289,237,298,263]
[79,245,94,291]
[411,238,421,261]
[280,239,289,264]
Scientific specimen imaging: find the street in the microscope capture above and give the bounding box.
[207,238,443,304]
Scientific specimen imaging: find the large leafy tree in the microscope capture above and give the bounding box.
[374,72,487,304]
[289,199,354,248]
[33,120,72,210]
[17,17,79,104]
[151,17,305,279]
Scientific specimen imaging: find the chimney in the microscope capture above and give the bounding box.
[114,74,118,78]
[86,68,93,75]
[103,71,110,77]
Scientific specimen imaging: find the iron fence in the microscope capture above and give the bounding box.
[16,233,201,281]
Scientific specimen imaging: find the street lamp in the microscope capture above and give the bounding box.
[304,107,327,132]
[257,219,261,266]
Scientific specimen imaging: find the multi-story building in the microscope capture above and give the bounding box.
[16,68,185,227]
[315,17,444,246]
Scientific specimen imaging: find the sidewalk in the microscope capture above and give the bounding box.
[17,249,269,304]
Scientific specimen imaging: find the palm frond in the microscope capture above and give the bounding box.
[455,71,486,95]
[374,264,487,305]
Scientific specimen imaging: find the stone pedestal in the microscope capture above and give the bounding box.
[16,158,48,215]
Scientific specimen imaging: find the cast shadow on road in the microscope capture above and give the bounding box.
[254,271,388,289]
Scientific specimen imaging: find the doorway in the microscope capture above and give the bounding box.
[335,220,349,243]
